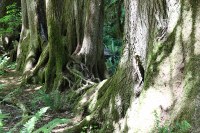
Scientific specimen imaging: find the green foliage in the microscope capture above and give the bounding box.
[6,62,17,70]
[21,107,49,133]
[0,55,17,75]
[33,118,70,133]
[0,84,5,90]
[0,107,70,133]
[81,124,100,133]
[31,89,67,111]
[103,0,124,75]
[0,55,9,75]
[0,3,21,35]
[172,120,191,133]
[154,112,191,133]
[157,120,191,133]
[104,39,122,75]
[20,107,70,133]
[0,110,9,132]
[0,55,9,69]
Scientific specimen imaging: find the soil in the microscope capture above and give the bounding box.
[0,69,76,133]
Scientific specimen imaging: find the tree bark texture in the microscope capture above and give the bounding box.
[16,0,200,132]
[17,0,106,90]
[66,0,200,132]
[17,0,48,73]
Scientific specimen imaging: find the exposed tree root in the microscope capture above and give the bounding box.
[65,113,95,133]
[24,45,49,83]
[63,65,138,132]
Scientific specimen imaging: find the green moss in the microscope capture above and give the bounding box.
[17,33,30,71]
[82,67,133,132]
[66,90,82,111]
[144,30,176,89]
[184,55,200,99]
[189,0,199,21]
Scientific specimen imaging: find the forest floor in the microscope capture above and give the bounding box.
[0,68,76,132]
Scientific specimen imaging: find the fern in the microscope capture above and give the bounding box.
[21,107,49,133]
[0,110,9,132]
[31,89,65,111]
[33,118,70,133]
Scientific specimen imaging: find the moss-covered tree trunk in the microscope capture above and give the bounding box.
[44,0,67,92]
[17,0,47,75]
[17,0,106,91]
[66,0,200,132]
[74,0,106,80]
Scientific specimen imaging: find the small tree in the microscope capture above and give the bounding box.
[0,3,21,36]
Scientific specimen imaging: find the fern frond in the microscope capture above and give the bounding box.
[20,107,49,133]
[33,118,70,133]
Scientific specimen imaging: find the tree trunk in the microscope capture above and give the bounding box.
[66,0,200,132]
[75,0,106,80]
[17,0,47,74]
[17,0,106,91]
[44,0,67,92]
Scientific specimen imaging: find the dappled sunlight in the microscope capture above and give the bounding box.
[115,94,122,114]
[24,86,42,92]
[126,87,174,132]
[79,80,107,110]
[182,8,192,42]
[0,71,22,89]
[1,0,200,132]
[167,0,181,33]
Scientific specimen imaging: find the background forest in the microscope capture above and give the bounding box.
[0,0,200,133]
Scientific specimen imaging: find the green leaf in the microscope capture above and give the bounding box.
[21,107,49,133]
[33,118,70,133]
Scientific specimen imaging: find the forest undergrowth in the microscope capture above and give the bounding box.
[0,57,76,132]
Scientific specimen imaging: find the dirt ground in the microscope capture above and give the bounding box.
[0,69,76,132]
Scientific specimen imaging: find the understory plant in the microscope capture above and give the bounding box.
[155,112,191,133]
[0,55,17,75]
[31,89,71,112]
[103,0,124,75]
[0,2,21,36]
[0,55,9,75]
[0,110,9,132]
[7,107,70,133]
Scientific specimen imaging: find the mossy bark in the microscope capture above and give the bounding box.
[17,0,106,91]
[65,0,200,132]
[44,0,67,92]
[75,0,106,80]
[17,0,47,74]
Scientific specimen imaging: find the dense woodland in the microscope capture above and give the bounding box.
[0,0,200,132]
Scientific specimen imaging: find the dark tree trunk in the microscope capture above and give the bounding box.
[76,0,106,80]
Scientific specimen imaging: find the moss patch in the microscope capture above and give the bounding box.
[144,29,176,89]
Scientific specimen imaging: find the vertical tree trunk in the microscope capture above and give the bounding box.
[77,0,106,80]
[17,0,106,89]
[66,0,200,132]
[73,0,85,55]
[17,0,47,74]
[45,0,67,92]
